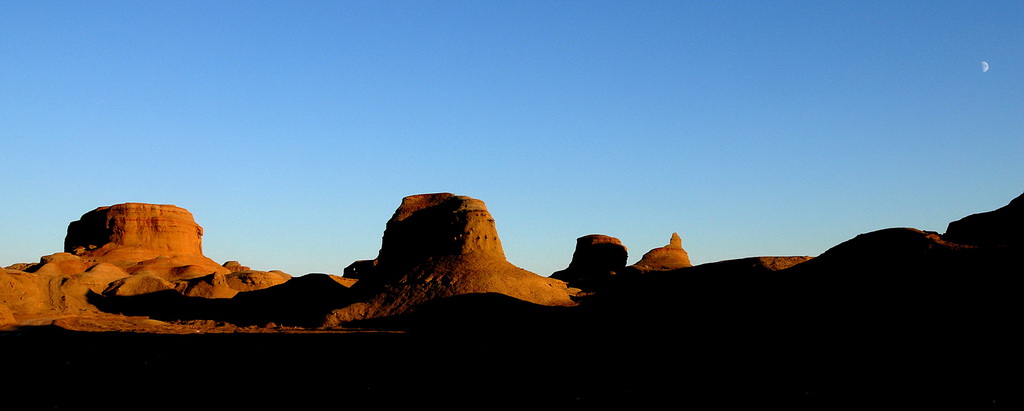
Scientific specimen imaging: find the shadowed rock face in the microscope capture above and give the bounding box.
[565,235,628,273]
[550,234,627,287]
[325,193,575,324]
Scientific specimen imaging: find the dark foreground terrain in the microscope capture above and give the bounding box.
[4,312,1019,410]
[5,192,1022,409]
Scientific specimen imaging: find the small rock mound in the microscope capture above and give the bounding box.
[24,253,91,276]
[174,273,238,299]
[222,261,251,273]
[103,275,177,297]
[224,270,293,292]
[629,233,693,273]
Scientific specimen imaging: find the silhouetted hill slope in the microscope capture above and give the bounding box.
[944,191,1023,247]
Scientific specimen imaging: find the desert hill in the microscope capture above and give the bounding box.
[1,203,296,322]
[322,193,576,324]
[2,190,1022,408]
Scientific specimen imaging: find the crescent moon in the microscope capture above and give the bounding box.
[982,61,989,72]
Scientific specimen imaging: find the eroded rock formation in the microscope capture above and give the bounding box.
[629,232,692,272]
[550,234,627,288]
[0,302,14,328]
[64,203,229,277]
[325,193,575,324]
[1,203,284,319]
[224,270,293,292]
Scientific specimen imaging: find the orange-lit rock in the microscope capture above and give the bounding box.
[324,193,575,324]
[64,203,228,277]
[25,253,91,276]
[224,270,292,292]
[630,232,692,272]
[0,302,14,328]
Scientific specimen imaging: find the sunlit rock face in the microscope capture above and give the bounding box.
[2,203,288,318]
[324,193,575,325]
[63,203,228,277]
[630,232,692,273]
[65,203,205,255]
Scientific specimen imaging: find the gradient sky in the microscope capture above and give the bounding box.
[2,1,1021,277]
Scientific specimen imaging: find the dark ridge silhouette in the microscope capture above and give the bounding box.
[944,191,1023,247]
[226,273,357,326]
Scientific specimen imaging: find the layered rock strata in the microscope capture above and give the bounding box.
[64,203,229,277]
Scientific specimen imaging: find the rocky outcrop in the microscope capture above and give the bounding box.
[1,203,292,318]
[65,203,204,255]
[222,261,251,273]
[324,193,575,325]
[58,263,131,311]
[24,253,91,276]
[943,192,1023,247]
[0,268,52,315]
[103,275,177,297]
[550,234,627,288]
[1,261,132,317]
[174,273,238,299]
[374,193,509,270]
[64,203,228,277]
[629,233,692,273]
[224,270,293,292]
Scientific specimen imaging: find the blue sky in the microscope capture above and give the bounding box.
[2,1,1021,276]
